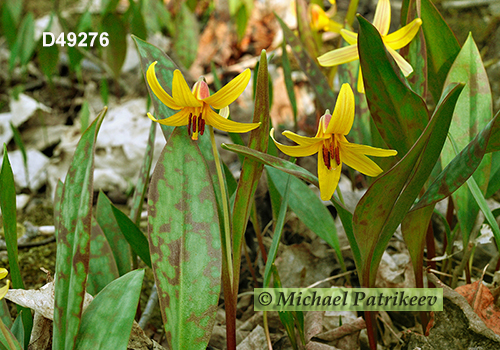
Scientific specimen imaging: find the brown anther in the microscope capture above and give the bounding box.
[188,113,192,136]
[323,146,331,170]
[199,115,206,135]
[192,115,197,134]
[334,146,340,166]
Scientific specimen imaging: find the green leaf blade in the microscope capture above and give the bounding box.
[75,270,145,350]
[53,108,106,350]
[148,128,221,350]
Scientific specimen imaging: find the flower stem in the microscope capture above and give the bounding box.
[336,184,345,205]
[209,126,233,284]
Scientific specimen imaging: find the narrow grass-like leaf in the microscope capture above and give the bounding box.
[148,127,221,350]
[96,191,132,276]
[275,14,336,111]
[8,12,35,71]
[75,269,144,350]
[9,123,28,187]
[1,0,22,48]
[111,205,151,268]
[0,146,32,347]
[231,51,270,293]
[281,40,297,128]
[86,218,120,296]
[353,83,463,287]
[129,121,156,224]
[266,166,345,270]
[53,108,106,350]
[358,15,428,156]
[263,173,291,288]
[420,0,460,102]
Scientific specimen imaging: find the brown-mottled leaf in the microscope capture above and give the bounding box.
[148,127,221,350]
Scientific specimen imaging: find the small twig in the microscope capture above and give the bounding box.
[306,270,355,288]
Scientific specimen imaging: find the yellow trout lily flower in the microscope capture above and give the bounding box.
[146,62,260,140]
[0,268,10,300]
[271,84,397,200]
[317,0,422,93]
[309,3,342,33]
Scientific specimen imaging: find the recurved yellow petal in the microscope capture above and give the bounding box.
[386,47,414,76]
[0,268,7,280]
[384,18,422,50]
[326,83,355,135]
[0,280,9,300]
[219,106,230,119]
[205,108,260,133]
[271,129,321,157]
[326,20,343,33]
[373,0,391,36]
[317,44,359,67]
[282,130,328,146]
[204,69,251,109]
[340,29,357,45]
[147,62,181,110]
[172,70,203,108]
[317,152,342,200]
[147,110,190,126]
[340,146,384,177]
[343,142,398,157]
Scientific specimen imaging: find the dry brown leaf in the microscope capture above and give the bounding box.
[455,280,500,335]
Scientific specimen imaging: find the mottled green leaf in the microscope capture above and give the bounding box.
[148,127,221,350]
[414,111,500,212]
[420,0,460,102]
[96,191,132,276]
[358,15,428,157]
[75,270,144,350]
[275,14,336,111]
[266,166,345,270]
[353,83,463,287]
[133,36,233,287]
[101,13,127,78]
[53,108,106,350]
[86,218,120,296]
[441,34,493,241]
